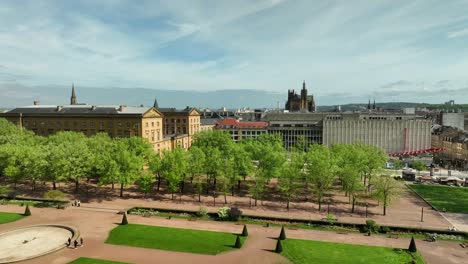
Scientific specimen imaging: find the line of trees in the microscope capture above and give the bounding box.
[0,118,401,215]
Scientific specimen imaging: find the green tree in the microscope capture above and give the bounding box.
[361,145,387,192]
[160,148,187,200]
[374,176,401,216]
[306,145,337,211]
[187,146,206,201]
[278,152,301,210]
[249,168,267,206]
[138,171,156,198]
[219,157,237,204]
[412,161,426,174]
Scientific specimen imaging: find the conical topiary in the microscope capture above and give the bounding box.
[279,226,286,240]
[235,235,242,248]
[242,225,248,237]
[121,212,128,225]
[408,236,417,253]
[24,204,31,216]
[275,239,283,253]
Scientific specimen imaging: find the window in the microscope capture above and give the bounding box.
[108,121,114,128]
[99,121,104,129]
[74,121,78,128]
[151,122,154,127]
[134,123,139,129]
[157,121,160,126]
[145,122,149,127]
[82,121,87,128]
[90,122,95,128]
[118,122,122,128]
[151,130,155,141]
[183,119,186,123]
[126,122,130,128]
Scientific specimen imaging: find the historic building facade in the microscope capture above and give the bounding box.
[285,81,316,112]
[0,87,201,153]
[214,118,268,142]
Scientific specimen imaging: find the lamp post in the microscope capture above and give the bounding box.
[421,207,424,222]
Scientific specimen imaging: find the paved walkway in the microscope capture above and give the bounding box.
[0,204,466,264]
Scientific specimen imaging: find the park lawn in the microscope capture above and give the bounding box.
[68,257,130,264]
[409,184,468,213]
[105,224,245,255]
[0,211,25,224]
[281,239,425,264]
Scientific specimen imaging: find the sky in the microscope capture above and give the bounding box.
[1,0,468,105]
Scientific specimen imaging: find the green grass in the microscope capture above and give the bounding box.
[0,211,25,224]
[68,257,130,264]
[409,184,468,213]
[105,224,246,255]
[281,239,425,264]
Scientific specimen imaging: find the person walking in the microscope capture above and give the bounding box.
[74,240,78,249]
[80,237,83,247]
[77,200,81,207]
[67,237,71,247]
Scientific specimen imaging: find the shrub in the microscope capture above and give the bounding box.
[408,236,417,252]
[275,239,283,253]
[197,206,208,217]
[379,226,391,234]
[242,225,248,237]
[279,226,286,240]
[121,212,128,225]
[228,207,242,221]
[217,206,230,220]
[234,235,242,248]
[24,205,31,216]
[365,220,379,233]
[43,190,66,201]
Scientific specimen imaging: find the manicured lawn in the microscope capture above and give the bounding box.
[0,212,25,224]
[408,184,468,213]
[68,257,129,264]
[105,224,245,255]
[281,239,425,264]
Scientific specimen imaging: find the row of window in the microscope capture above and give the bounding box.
[24,120,140,129]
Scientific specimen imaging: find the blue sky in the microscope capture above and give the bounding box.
[1,0,468,105]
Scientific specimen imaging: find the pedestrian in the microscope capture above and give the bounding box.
[74,240,78,249]
[67,237,71,246]
[77,200,81,207]
[80,237,83,247]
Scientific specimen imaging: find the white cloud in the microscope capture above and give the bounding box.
[448,28,468,38]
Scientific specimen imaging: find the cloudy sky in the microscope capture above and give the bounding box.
[1,0,468,104]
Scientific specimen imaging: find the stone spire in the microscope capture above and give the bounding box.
[367,99,371,110]
[373,99,376,110]
[153,97,159,108]
[71,83,77,105]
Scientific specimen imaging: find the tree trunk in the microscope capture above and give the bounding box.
[111,182,114,190]
[231,186,234,196]
[351,196,356,213]
[180,181,185,193]
[157,173,161,191]
[318,199,322,211]
[75,179,79,192]
[237,180,241,190]
[287,199,290,210]
[206,175,210,194]
[171,192,174,200]
[224,193,227,204]
[32,180,36,191]
[383,205,386,216]
[198,193,201,202]
[120,183,124,197]
[255,198,258,206]
[53,181,56,190]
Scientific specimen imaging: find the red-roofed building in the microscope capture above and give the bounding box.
[215,118,268,142]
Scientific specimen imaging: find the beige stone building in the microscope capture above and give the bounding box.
[0,88,200,153]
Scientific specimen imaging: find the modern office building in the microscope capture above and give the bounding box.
[214,118,268,142]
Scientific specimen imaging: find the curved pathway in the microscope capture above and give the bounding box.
[0,204,466,264]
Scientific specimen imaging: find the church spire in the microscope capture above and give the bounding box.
[71,83,77,105]
[373,99,376,110]
[302,80,306,90]
[367,99,371,110]
[153,97,159,108]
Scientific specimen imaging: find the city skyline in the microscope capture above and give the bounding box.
[1,0,468,104]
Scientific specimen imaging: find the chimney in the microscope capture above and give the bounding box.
[118,105,127,112]
[33,100,40,105]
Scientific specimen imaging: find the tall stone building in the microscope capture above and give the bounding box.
[285,81,316,112]
[0,86,201,153]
